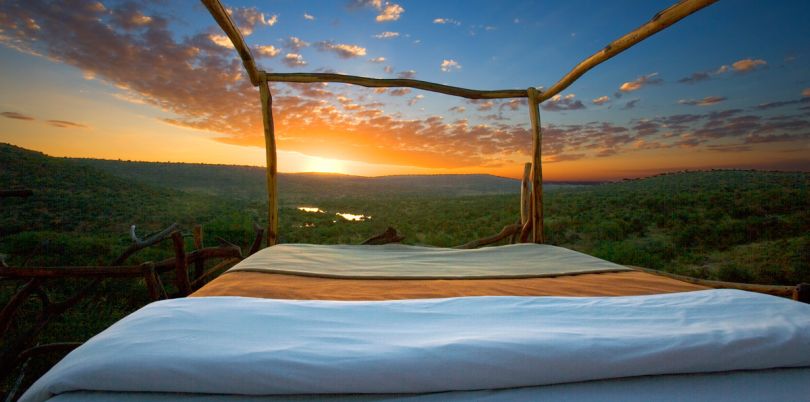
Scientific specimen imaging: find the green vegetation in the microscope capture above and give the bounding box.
[1,142,808,395]
[2,143,807,284]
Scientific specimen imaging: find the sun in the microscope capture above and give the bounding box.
[303,155,347,174]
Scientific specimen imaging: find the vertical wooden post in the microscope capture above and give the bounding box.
[141,262,161,301]
[170,231,190,296]
[520,162,531,226]
[192,224,204,280]
[259,75,279,247]
[527,87,544,244]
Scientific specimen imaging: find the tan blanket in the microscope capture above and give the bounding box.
[226,243,632,279]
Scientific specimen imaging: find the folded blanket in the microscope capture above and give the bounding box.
[21,290,810,402]
[227,243,631,279]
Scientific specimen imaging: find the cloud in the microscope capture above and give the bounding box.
[228,7,277,36]
[47,120,86,128]
[284,36,309,51]
[373,31,399,39]
[754,97,810,110]
[803,88,810,97]
[397,70,416,79]
[407,95,424,106]
[440,59,461,72]
[377,3,404,22]
[677,72,711,84]
[731,58,767,73]
[1,111,34,120]
[619,73,662,92]
[449,106,466,113]
[254,45,280,58]
[303,13,315,21]
[433,18,461,26]
[5,0,804,173]
[467,99,495,111]
[678,96,726,106]
[209,34,233,49]
[384,65,394,74]
[499,99,526,112]
[369,56,386,63]
[352,0,404,22]
[622,99,640,110]
[388,88,411,96]
[592,96,610,105]
[283,53,307,67]
[315,41,367,58]
[541,94,585,112]
[110,2,153,30]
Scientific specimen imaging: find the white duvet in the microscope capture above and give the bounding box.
[21,290,810,402]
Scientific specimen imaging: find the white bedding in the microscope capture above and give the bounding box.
[227,243,631,278]
[21,290,810,402]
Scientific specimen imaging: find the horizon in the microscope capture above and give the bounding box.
[1,1,809,180]
[5,141,806,184]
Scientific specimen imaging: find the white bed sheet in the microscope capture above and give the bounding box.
[47,368,810,402]
[21,290,810,402]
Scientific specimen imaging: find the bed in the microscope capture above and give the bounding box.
[19,243,810,402]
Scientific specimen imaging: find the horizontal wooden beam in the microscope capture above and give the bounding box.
[540,0,718,102]
[264,72,529,100]
[629,265,797,298]
[200,0,261,86]
[0,263,155,278]
[0,189,33,198]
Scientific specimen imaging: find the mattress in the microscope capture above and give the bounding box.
[21,290,810,402]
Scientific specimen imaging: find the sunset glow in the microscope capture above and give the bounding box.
[0,1,808,180]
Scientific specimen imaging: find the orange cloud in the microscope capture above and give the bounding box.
[592,96,610,105]
[619,73,662,92]
[731,58,766,73]
[1,111,35,120]
[678,96,726,106]
[314,41,367,58]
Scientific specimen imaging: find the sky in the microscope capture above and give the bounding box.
[0,0,808,181]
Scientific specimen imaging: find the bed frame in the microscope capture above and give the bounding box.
[201,0,719,247]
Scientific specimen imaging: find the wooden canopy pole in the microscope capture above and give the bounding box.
[200,0,261,86]
[520,162,532,226]
[259,76,279,246]
[527,87,544,244]
[264,73,527,100]
[540,0,718,102]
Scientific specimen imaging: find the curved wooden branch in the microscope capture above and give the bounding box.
[0,279,40,335]
[190,257,241,290]
[200,0,260,86]
[113,223,179,266]
[455,223,522,249]
[362,227,405,245]
[519,219,533,243]
[248,222,265,256]
[540,0,718,102]
[264,73,528,100]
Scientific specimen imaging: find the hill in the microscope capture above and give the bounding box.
[72,158,524,202]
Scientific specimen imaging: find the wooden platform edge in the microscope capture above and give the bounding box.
[627,265,806,301]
